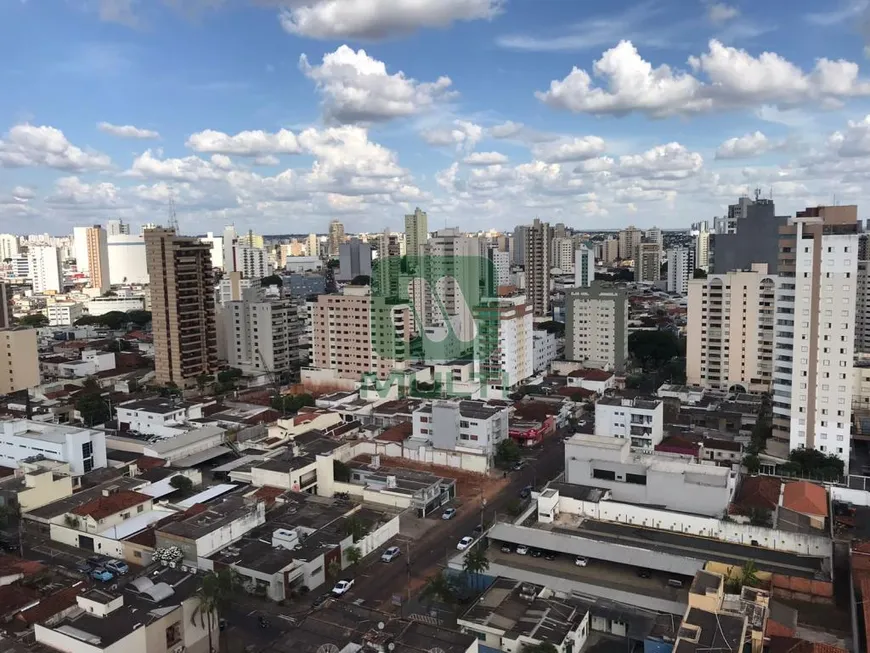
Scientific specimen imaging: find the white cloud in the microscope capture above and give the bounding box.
[186,128,301,156]
[44,176,124,209]
[300,45,454,124]
[615,142,703,179]
[489,121,557,144]
[127,150,227,182]
[532,136,607,163]
[805,2,868,26]
[420,120,484,151]
[707,2,740,23]
[97,0,140,27]
[715,131,772,159]
[0,124,112,171]
[279,0,502,40]
[253,155,281,166]
[463,151,509,165]
[538,39,870,117]
[97,122,160,139]
[829,115,870,156]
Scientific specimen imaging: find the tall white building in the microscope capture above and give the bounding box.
[236,244,270,279]
[595,396,664,452]
[574,246,593,287]
[201,232,225,270]
[666,247,693,294]
[72,226,89,274]
[0,234,19,260]
[225,287,304,374]
[473,293,534,390]
[772,206,859,466]
[489,248,511,286]
[0,420,107,475]
[552,237,575,273]
[222,225,237,272]
[107,234,149,284]
[106,219,130,237]
[693,221,710,272]
[307,233,320,259]
[29,245,63,293]
[644,226,663,249]
[564,283,628,372]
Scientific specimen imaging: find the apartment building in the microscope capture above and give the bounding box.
[29,245,62,293]
[666,247,693,294]
[686,264,777,392]
[337,238,373,282]
[225,286,304,375]
[552,237,575,273]
[0,327,39,393]
[488,248,512,286]
[0,282,9,328]
[0,234,18,261]
[85,225,110,293]
[86,295,145,316]
[709,197,787,274]
[107,233,148,285]
[596,237,619,264]
[311,286,411,380]
[0,420,107,475]
[413,399,510,458]
[595,395,664,451]
[692,221,710,272]
[145,228,218,387]
[772,206,860,465]
[564,283,628,372]
[328,219,345,257]
[405,206,428,260]
[634,241,662,283]
[525,218,551,317]
[235,244,270,280]
[45,301,84,326]
[574,246,593,287]
[618,226,643,260]
[473,293,534,390]
[857,234,870,353]
[106,219,130,236]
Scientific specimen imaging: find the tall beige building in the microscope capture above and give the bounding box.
[0,328,39,393]
[634,241,662,283]
[85,225,110,293]
[311,286,410,381]
[404,207,428,262]
[327,220,345,258]
[618,226,643,260]
[524,218,551,317]
[145,228,217,387]
[686,264,776,392]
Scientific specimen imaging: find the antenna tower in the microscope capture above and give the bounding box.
[168,196,179,233]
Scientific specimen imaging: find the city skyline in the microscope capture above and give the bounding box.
[3,1,870,233]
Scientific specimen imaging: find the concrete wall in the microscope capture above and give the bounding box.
[194,502,265,558]
[346,513,400,562]
[553,494,832,557]
[830,485,870,506]
[353,440,488,473]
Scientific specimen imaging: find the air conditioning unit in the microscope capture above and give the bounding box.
[180,566,188,573]
[169,562,177,569]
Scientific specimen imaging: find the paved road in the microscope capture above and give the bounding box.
[349,435,566,610]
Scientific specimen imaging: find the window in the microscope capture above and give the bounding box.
[592,468,616,481]
[166,622,182,648]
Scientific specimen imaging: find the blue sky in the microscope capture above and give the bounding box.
[3,0,870,235]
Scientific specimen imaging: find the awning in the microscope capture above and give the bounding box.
[171,445,231,467]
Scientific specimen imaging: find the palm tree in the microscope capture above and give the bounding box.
[462,544,490,591]
[191,568,239,653]
[740,560,761,588]
[421,571,457,607]
[345,516,369,543]
[327,559,341,579]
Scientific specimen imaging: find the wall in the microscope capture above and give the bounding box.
[554,494,832,557]
[830,485,870,506]
[49,522,126,559]
[194,502,265,558]
[353,439,489,474]
[17,472,74,512]
[36,623,146,653]
[346,513,400,561]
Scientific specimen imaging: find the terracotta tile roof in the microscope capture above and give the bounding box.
[0,556,43,578]
[782,481,828,518]
[566,368,613,381]
[0,584,40,617]
[376,422,412,443]
[732,476,782,513]
[253,486,285,507]
[71,489,151,520]
[15,582,85,625]
[135,456,166,472]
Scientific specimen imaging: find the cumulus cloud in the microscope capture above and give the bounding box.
[0,124,112,171]
[614,143,704,180]
[715,131,772,159]
[44,176,125,209]
[538,39,870,117]
[186,128,301,156]
[828,114,870,157]
[463,151,509,165]
[97,122,160,139]
[532,136,607,163]
[707,2,740,23]
[127,150,228,182]
[300,46,454,124]
[279,0,502,40]
[420,120,483,151]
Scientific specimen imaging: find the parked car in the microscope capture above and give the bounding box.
[91,567,114,582]
[105,559,128,575]
[637,568,652,579]
[86,555,106,568]
[575,556,588,567]
[457,536,474,551]
[313,594,331,608]
[512,461,526,471]
[500,543,513,553]
[516,545,529,555]
[544,552,557,561]
[472,524,483,536]
[530,548,543,558]
[331,579,354,596]
[519,485,532,499]
[441,507,457,520]
[74,562,91,576]
[381,546,401,563]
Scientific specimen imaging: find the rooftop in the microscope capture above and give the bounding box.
[158,496,259,540]
[732,476,782,513]
[25,477,145,521]
[674,607,745,653]
[567,368,614,381]
[70,489,151,520]
[116,397,202,414]
[782,481,828,518]
[598,395,662,410]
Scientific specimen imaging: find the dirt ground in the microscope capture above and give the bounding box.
[371,455,510,503]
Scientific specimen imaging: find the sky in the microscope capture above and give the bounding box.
[3,0,870,236]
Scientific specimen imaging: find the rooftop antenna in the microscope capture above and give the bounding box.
[753,188,761,201]
[168,195,179,233]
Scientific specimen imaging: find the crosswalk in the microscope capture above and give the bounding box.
[408,614,440,626]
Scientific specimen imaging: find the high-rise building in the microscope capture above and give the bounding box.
[618,226,643,260]
[596,237,619,264]
[686,264,776,391]
[145,228,217,387]
[709,197,788,274]
[238,232,264,249]
[645,226,663,249]
[692,222,710,272]
[574,246,593,288]
[0,283,9,328]
[552,237,575,273]
[634,241,662,283]
[106,220,130,237]
[222,226,237,272]
[107,234,148,285]
[564,283,628,372]
[201,232,224,270]
[524,218,550,317]
[666,247,693,294]
[0,328,39,393]
[236,245,270,280]
[85,226,110,293]
[0,234,19,261]
[29,246,62,293]
[327,220,345,258]
[473,292,534,390]
[404,207,428,263]
[772,206,859,465]
[306,233,320,259]
[311,286,410,380]
[72,226,89,274]
[857,234,870,353]
[488,248,511,286]
[337,238,373,282]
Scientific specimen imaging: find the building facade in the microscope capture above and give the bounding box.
[594,396,664,451]
[225,288,305,375]
[29,246,62,293]
[666,247,693,294]
[634,241,661,283]
[525,219,551,317]
[473,293,534,390]
[107,234,149,285]
[337,238,373,282]
[328,219,345,258]
[45,301,84,326]
[404,207,428,261]
[145,228,218,387]
[0,420,107,475]
[564,283,628,372]
[86,225,110,293]
[0,327,39,393]
[574,246,593,287]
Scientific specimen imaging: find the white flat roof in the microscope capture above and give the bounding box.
[137,475,185,499]
[98,507,177,540]
[0,419,96,444]
[176,484,237,508]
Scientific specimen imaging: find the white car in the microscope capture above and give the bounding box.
[331,579,354,596]
[381,546,401,563]
[457,536,474,551]
[575,556,588,567]
[516,545,529,555]
[442,508,457,520]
